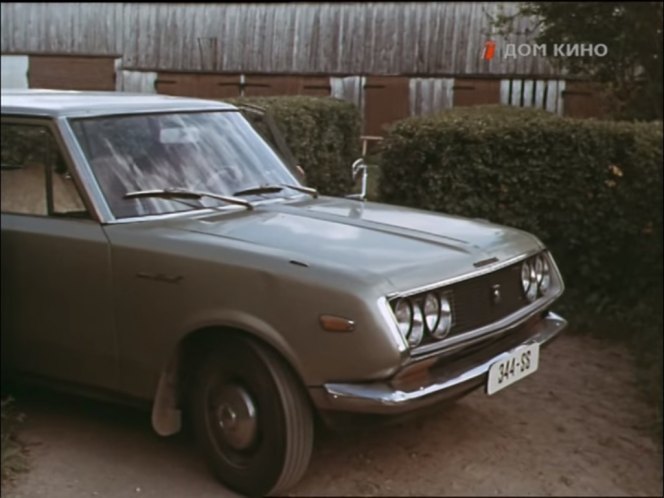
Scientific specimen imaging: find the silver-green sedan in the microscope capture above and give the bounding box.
[1,90,566,497]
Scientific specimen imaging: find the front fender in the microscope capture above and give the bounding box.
[151,308,305,437]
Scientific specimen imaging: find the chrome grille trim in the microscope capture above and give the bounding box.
[386,248,541,299]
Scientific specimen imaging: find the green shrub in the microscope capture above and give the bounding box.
[379,106,662,420]
[225,96,361,196]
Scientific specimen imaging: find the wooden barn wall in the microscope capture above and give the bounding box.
[0,1,605,127]
[1,2,557,77]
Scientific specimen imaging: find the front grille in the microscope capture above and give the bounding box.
[447,263,525,337]
[392,260,529,350]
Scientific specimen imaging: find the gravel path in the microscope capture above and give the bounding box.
[3,333,662,497]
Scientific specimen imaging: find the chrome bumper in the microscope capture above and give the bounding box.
[310,311,567,415]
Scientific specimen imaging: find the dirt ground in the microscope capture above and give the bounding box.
[2,332,662,497]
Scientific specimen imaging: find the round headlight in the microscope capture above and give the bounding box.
[539,257,551,294]
[534,256,544,284]
[423,293,441,332]
[409,304,425,347]
[431,295,453,340]
[521,260,538,302]
[393,299,413,338]
[521,260,531,292]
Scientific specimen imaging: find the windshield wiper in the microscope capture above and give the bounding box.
[233,183,318,198]
[232,186,284,196]
[124,188,254,210]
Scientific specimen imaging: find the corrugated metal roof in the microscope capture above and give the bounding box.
[0,2,558,77]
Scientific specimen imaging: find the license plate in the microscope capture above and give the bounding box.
[487,343,540,395]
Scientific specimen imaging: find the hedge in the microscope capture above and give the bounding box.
[225,96,361,196]
[379,106,662,311]
[378,106,662,425]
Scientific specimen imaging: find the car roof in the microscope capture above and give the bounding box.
[1,89,237,118]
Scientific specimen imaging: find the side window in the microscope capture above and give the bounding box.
[1,122,88,217]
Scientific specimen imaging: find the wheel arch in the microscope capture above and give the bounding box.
[151,322,309,437]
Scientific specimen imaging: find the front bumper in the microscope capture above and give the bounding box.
[309,311,567,415]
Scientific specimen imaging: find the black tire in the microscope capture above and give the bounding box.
[190,336,314,497]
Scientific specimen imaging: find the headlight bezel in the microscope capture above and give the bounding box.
[409,302,425,347]
[422,292,441,332]
[391,291,455,347]
[392,297,426,347]
[538,256,551,294]
[393,298,413,339]
[521,252,554,301]
[430,294,453,340]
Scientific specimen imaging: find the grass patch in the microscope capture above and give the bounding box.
[1,397,28,483]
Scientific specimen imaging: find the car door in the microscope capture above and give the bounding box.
[0,118,118,391]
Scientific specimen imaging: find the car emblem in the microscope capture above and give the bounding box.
[491,284,502,304]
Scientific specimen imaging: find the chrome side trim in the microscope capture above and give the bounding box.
[386,247,541,299]
[315,311,567,414]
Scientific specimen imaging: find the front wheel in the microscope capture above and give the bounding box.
[190,336,314,497]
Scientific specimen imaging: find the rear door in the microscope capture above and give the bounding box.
[1,117,118,390]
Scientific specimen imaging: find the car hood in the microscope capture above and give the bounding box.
[168,197,543,292]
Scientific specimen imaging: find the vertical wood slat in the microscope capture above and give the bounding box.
[545,80,558,113]
[118,70,157,93]
[534,80,546,109]
[522,79,534,107]
[499,79,511,105]
[557,80,566,116]
[331,76,363,108]
[510,79,523,106]
[409,78,454,116]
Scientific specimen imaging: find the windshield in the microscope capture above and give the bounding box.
[69,110,301,218]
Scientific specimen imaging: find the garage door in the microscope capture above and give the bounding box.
[363,76,410,136]
[29,55,117,91]
[453,78,501,107]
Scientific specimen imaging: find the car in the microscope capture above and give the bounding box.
[1,89,567,497]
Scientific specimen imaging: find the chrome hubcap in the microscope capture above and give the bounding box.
[213,383,257,450]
